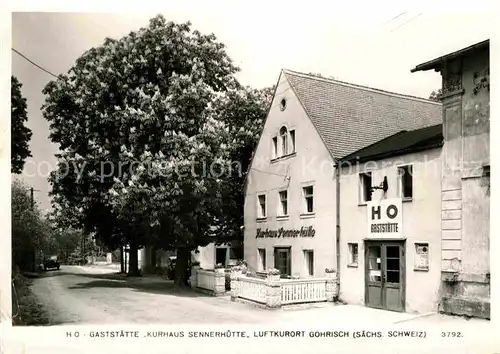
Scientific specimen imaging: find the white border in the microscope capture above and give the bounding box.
[2,3,499,354]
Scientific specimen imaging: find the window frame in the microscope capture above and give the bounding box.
[279,126,288,157]
[359,172,373,205]
[272,136,278,159]
[302,185,314,215]
[274,246,292,278]
[257,248,267,271]
[397,164,414,201]
[303,249,314,276]
[348,243,359,267]
[256,193,267,219]
[278,189,289,217]
[290,129,296,153]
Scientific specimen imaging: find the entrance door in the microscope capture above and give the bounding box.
[274,247,291,278]
[215,248,227,267]
[365,241,405,312]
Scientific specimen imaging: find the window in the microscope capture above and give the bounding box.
[280,98,287,111]
[280,126,288,156]
[290,130,296,153]
[258,248,266,271]
[303,186,314,213]
[257,194,266,218]
[304,250,314,276]
[348,243,358,267]
[278,190,288,216]
[359,172,372,203]
[274,247,291,277]
[272,137,278,158]
[398,165,413,199]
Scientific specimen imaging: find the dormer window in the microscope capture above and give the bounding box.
[280,126,288,156]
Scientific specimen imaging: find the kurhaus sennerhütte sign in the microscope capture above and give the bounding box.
[256,226,315,238]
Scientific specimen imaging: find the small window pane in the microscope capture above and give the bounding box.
[368,245,381,258]
[386,258,400,271]
[386,245,399,258]
[386,271,400,283]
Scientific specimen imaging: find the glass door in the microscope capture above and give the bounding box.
[365,241,405,312]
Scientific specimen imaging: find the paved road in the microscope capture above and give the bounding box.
[30,265,284,325]
[29,265,494,331]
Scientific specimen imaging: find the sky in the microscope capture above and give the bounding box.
[10,6,493,212]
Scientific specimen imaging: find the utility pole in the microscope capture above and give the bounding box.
[30,187,41,272]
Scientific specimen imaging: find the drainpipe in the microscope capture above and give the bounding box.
[334,159,341,294]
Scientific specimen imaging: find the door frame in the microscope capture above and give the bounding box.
[364,239,406,312]
[273,246,292,278]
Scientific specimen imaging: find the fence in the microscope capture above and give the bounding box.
[190,267,338,308]
[190,268,226,295]
[230,269,338,309]
[280,278,327,305]
[237,276,268,304]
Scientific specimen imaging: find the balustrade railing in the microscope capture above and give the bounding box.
[237,276,267,304]
[280,278,327,305]
[197,269,216,291]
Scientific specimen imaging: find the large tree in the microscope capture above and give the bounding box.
[43,15,239,278]
[11,76,32,174]
[210,86,273,244]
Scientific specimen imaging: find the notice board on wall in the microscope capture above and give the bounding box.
[414,243,429,270]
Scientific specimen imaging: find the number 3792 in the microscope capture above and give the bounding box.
[441,332,463,338]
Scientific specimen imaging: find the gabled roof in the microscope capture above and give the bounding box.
[340,124,443,164]
[283,69,442,160]
[411,39,489,73]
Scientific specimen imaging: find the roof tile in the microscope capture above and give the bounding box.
[284,70,443,159]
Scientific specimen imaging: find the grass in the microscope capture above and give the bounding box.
[12,274,51,326]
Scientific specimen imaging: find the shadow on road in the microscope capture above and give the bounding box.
[23,270,76,279]
[67,272,211,298]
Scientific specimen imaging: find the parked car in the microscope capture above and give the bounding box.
[166,256,177,280]
[43,256,60,271]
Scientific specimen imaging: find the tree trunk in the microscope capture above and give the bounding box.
[150,247,157,268]
[174,247,190,289]
[127,243,141,277]
[120,246,125,273]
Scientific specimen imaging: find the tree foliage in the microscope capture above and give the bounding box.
[11,76,32,174]
[211,86,273,243]
[43,15,245,280]
[11,180,51,272]
[429,88,442,102]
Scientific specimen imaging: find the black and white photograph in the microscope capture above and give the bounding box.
[2,4,497,353]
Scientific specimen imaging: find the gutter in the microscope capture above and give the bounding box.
[334,159,341,294]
